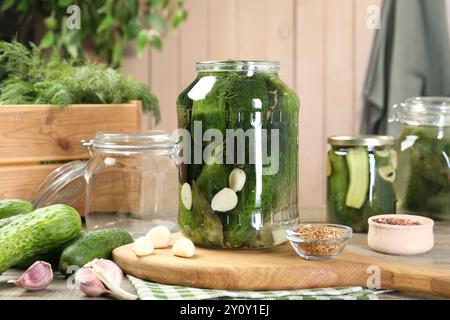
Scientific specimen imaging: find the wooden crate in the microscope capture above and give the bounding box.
[0,101,143,210]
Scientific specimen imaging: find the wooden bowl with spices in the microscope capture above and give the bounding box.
[368,214,434,256]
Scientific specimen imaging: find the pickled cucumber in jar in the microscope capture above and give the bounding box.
[396,125,450,219]
[327,136,397,233]
[391,97,450,220]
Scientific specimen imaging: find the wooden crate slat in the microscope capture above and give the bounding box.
[0,102,142,164]
[0,164,60,200]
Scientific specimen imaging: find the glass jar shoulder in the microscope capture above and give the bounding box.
[396,124,450,164]
[177,72,299,113]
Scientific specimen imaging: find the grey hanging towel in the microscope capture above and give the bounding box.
[362,0,450,135]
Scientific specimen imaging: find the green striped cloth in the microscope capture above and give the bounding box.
[127,276,387,300]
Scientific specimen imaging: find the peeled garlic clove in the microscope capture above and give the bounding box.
[75,267,107,297]
[272,228,288,246]
[146,226,171,248]
[172,237,196,258]
[229,168,246,192]
[211,188,238,212]
[85,259,124,285]
[133,236,154,256]
[8,261,53,291]
[181,183,192,210]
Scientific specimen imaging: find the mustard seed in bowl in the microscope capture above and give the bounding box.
[285,224,352,260]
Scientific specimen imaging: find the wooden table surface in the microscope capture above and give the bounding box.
[1,208,449,300]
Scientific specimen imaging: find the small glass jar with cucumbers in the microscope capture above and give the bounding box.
[327,135,397,233]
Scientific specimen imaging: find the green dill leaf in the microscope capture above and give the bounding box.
[0,41,160,123]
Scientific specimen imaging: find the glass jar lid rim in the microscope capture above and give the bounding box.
[91,131,176,152]
[328,135,396,147]
[392,97,450,126]
[404,96,450,108]
[195,60,280,72]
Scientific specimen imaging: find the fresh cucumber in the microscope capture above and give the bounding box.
[0,213,26,228]
[0,199,33,219]
[345,148,369,209]
[14,248,64,269]
[0,204,82,274]
[59,229,133,276]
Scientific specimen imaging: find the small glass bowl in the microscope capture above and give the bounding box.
[285,224,352,261]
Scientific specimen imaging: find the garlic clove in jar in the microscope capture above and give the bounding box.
[211,188,238,212]
[146,226,171,249]
[133,236,154,256]
[8,261,53,291]
[181,183,192,210]
[229,168,246,192]
[172,237,196,258]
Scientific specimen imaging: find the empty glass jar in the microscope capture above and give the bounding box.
[32,131,179,238]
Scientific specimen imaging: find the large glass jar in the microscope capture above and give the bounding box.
[392,97,450,220]
[32,131,179,238]
[176,60,300,249]
[327,136,397,233]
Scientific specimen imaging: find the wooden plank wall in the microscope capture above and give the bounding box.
[122,0,382,208]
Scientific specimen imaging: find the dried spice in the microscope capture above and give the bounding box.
[372,217,421,226]
[291,225,346,257]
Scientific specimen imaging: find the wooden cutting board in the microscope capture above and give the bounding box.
[112,236,450,298]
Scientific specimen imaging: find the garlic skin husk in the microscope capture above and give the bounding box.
[8,261,53,291]
[146,226,171,248]
[133,236,154,256]
[211,188,238,212]
[75,267,107,297]
[90,260,138,300]
[229,168,246,192]
[85,259,124,285]
[172,237,196,258]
